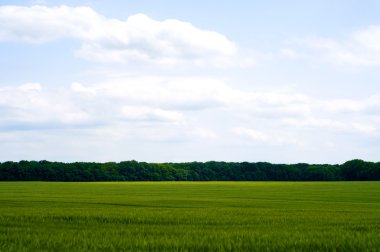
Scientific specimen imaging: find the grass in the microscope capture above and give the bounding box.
[0,182,379,251]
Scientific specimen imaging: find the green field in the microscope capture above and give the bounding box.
[0,182,379,251]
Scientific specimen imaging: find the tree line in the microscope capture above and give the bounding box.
[0,159,379,181]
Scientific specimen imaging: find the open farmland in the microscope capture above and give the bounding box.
[0,182,379,251]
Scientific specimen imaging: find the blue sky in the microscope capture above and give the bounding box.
[1,0,380,163]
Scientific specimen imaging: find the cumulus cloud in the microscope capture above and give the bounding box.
[0,5,238,66]
[0,5,100,42]
[77,13,238,66]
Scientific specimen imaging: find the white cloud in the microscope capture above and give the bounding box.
[19,82,42,92]
[0,77,378,149]
[70,76,378,137]
[68,76,315,123]
[291,25,380,67]
[282,118,345,130]
[77,13,238,65]
[0,5,100,43]
[0,5,238,66]
[232,127,299,146]
[191,127,217,139]
[121,106,184,122]
[0,83,92,127]
[280,48,300,59]
[233,127,270,142]
[71,82,96,95]
[282,117,377,135]
[353,25,380,52]
[318,96,380,115]
[71,77,228,110]
[351,122,377,134]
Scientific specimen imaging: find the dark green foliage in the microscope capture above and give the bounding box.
[0,159,379,181]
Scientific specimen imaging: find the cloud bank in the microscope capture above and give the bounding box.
[1,78,378,143]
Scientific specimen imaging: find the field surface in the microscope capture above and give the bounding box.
[0,182,379,251]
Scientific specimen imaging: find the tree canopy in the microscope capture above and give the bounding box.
[0,159,379,181]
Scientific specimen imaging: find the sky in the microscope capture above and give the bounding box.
[1,0,380,164]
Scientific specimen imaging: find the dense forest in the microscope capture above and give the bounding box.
[0,159,379,181]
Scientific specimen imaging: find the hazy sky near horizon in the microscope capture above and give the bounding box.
[1,0,380,163]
